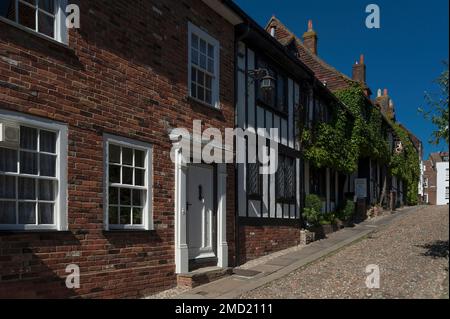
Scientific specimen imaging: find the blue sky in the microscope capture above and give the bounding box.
[234,0,449,159]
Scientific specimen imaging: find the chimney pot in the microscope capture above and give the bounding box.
[377,89,382,97]
[352,54,366,85]
[303,20,318,55]
[384,88,388,96]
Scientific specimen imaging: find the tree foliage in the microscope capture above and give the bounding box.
[419,61,449,145]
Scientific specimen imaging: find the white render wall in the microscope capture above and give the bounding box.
[436,162,449,205]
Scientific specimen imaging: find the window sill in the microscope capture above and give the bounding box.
[187,96,222,113]
[0,230,71,235]
[0,17,71,51]
[103,229,155,234]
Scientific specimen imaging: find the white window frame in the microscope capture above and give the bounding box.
[103,134,153,231]
[0,109,68,231]
[0,0,68,44]
[188,22,220,109]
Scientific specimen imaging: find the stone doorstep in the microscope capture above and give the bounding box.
[177,267,233,289]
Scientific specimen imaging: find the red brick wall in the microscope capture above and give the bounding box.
[423,160,437,205]
[0,0,235,298]
[238,225,300,264]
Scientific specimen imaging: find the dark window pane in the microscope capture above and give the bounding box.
[197,70,204,86]
[38,179,54,201]
[109,206,118,224]
[109,187,118,205]
[122,167,133,185]
[276,158,285,200]
[205,75,212,90]
[191,33,198,49]
[122,147,133,165]
[20,126,37,150]
[39,130,56,153]
[120,207,131,225]
[120,188,131,206]
[109,165,120,183]
[133,208,142,225]
[0,201,16,224]
[40,154,56,177]
[191,67,197,83]
[0,1,16,20]
[39,0,55,14]
[132,189,143,206]
[19,177,35,200]
[0,175,16,199]
[205,90,212,105]
[199,39,206,54]
[208,44,214,58]
[191,83,197,98]
[135,150,145,168]
[0,147,18,172]
[135,168,144,186]
[198,86,204,101]
[38,203,53,224]
[18,1,36,30]
[207,58,214,73]
[0,147,17,173]
[109,144,120,164]
[191,49,198,65]
[247,163,261,197]
[38,11,54,38]
[20,151,38,175]
[19,202,35,224]
[199,54,206,69]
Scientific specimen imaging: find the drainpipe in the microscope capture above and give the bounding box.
[234,21,251,267]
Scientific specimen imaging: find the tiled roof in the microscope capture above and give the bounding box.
[266,16,357,92]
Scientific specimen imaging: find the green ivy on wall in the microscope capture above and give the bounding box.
[300,103,358,174]
[300,84,420,206]
[334,85,390,164]
[389,122,421,205]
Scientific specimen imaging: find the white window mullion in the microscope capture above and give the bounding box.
[15,175,19,224]
[35,0,39,33]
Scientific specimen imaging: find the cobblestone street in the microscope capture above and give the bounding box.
[241,205,449,299]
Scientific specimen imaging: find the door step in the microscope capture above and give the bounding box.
[177,266,233,288]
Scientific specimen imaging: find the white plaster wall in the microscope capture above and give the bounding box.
[436,162,449,205]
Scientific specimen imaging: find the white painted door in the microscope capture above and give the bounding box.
[187,165,215,260]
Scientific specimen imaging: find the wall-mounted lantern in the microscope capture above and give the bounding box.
[248,68,275,94]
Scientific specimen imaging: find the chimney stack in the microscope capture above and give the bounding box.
[303,20,318,55]
[352,54,366,84]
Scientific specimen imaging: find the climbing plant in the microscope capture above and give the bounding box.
[300,101,358,174]
[334,85,390,164]
[389,122,421,205]
[300,84,420,206]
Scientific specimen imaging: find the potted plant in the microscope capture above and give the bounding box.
[337,199,355,227]
[303,194,325,239]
